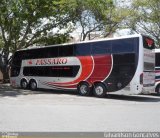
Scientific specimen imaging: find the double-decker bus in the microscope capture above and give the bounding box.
[10,34,155,97]
[155,49,160,94]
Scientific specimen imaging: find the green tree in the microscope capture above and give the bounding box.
[74,0,124,41]
[125,0,160,47]
[0,0,76,81]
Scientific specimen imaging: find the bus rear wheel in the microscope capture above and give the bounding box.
[29,80,37,91]
[93,83,106,98]
[20,79,28,89]
[78,82,91,96]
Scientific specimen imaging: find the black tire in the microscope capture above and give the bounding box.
[156,84,160,95]
[20,79,28,89]
[29,80,37,91]
[77,82,91,96]
[93,83,106,98]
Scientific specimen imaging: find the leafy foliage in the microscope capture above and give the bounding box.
[0,0,75,81]
[126,0,160,47]
[73,0,124,41]
[0,0,75,52]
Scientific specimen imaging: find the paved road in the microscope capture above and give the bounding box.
[0,84,160,132]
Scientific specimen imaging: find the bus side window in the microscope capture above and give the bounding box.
[75,43,91,56]
[11,66,20,77]
[26,47,59,59]
[156,53,160,67]
[112,38,135,53]
[59,45,74,57]
[46,47,59,58]
[91,41,111,55]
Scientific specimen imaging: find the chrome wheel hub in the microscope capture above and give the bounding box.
[95,86,103,95]
[22,81,27,88]
[31,82,37,89]
[80,85,87,94]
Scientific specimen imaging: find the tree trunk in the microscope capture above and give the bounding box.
[0,53,10,83]
[0,65,9,83]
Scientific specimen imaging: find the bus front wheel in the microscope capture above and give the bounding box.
[93,83,106,98]
[29,80,37,91]
[77,82,91,96]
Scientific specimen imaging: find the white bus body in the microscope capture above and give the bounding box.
[10,34,155,97]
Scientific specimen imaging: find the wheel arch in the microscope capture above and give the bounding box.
[20,77,29,85]
[93,81,107,89]
[78,81,92,88]
[155,81,160,92]
[155,81,160,88]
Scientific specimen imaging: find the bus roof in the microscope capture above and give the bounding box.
[18,34,142,51]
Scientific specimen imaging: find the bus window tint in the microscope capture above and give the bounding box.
[12,51,23,66]
[58,66,80,77]
[23,66,80,77]
[45,47,59,58]
[107,53,136,91]
[10,66,21,77]
[59,45,74,57]
[22,47,59,59]
[156,53,160,67]
[112,38,136,53]
[91,41,111,55]
[114,53,136,65]
[11,51,23,77]
[75,43,91,56]
[113,53,136,76]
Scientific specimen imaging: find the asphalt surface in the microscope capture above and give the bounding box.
[0,84,160,132]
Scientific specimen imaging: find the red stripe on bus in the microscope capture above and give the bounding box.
[43,82,77,89]
[45,55,112,88]
[155,70,160,73]
[87,55,112,83]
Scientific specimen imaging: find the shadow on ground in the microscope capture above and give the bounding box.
[0,83,160,103]
[106,93,160,103]
[0,83,76,97]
